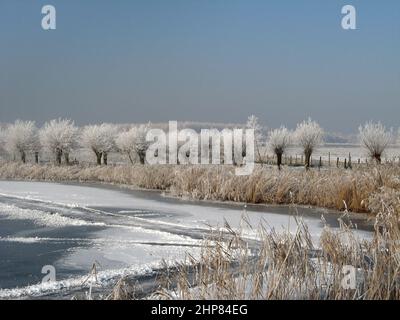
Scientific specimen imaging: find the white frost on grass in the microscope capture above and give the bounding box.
[0,203,106,228]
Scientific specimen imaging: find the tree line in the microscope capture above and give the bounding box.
[0,117,396,169]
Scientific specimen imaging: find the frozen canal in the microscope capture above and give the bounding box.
[0,181,372,299]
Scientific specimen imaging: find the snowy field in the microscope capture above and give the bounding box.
[0,181,372,299]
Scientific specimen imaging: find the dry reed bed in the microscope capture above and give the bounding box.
[1,162,400,213]
[149,202,400,300]
[0,162,175,190]
[1,161,399,299]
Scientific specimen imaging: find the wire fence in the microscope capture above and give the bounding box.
[259,152,400,169]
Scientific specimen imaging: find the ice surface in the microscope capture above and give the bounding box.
[0,181,371,298]
[0,203,106,227]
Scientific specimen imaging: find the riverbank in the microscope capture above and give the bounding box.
[0,178,397,299]
[1,180,362,299]
[1,162,399,215]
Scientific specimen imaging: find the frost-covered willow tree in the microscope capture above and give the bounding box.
[115,123,151,165]
[132,123,151,164]
[246,115,265,163]
[359,121,392,164]
[5,120,38,163]
[294,118,324,169]
[39,119,78,165]
[115,128,136,164]
[268,126,291,170]
[31,133,42,164]
[81,124,117,165]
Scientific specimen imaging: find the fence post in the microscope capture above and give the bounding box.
[348,153,352,169]
[328,152,331,166]
[337,157,339,168]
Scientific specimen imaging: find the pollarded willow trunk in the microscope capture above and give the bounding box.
[56,149,63,165]
[64,152,70,165]
[20,150,26,164]
[305,149,312,170]
[138,152,146,165]
[103,152,108,165]
[373,153,382,164]
[95,151,102,165]
[277,152,283,170]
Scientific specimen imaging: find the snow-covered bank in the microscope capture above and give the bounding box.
[0,180,372,299]
[1,162,395,213]
[0,260,173,299]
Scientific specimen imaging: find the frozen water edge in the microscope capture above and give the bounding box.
[0,259,180,299]
[0,181,372,299]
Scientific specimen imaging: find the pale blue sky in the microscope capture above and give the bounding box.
[0,0,399,132]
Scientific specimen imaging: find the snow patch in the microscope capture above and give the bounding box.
[0,203,106,228]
